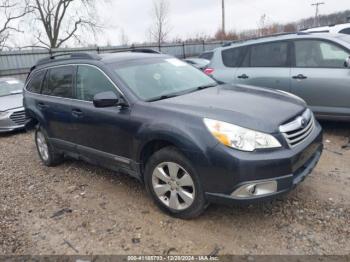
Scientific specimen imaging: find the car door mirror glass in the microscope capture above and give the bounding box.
[93,91,119,108]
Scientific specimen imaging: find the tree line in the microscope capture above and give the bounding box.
[211,10,350,42]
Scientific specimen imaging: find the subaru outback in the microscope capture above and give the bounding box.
[24,52,323,218]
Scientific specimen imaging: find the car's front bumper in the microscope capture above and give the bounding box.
[0,107,28,133]
[201,121,323,205]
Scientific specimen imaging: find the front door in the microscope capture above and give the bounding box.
[70,65,133,166]
[291,39,350,117]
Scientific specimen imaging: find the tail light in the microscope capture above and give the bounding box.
[204,68,214,75]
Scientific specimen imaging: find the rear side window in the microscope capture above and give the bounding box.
[222,47,246,67]
[250,42,289,67]
[199,52,213,60]
[27,70,46,94]
[339,28,350,35]
[76,65,117,101]
[43,66,74,98]
[294,40,349,68]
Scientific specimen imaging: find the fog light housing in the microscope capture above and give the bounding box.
[231,181,277,198]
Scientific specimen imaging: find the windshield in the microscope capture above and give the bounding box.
[112,57,217,101]
[0,79,23,97]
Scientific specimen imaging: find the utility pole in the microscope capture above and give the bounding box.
[311,2,325,27]
[222,0,225,34]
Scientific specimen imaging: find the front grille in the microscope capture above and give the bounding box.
[10,110,28,125]
[280,109,315,148]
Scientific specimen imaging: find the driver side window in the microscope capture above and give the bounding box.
[76,65,117,101]
[295,40,349,68]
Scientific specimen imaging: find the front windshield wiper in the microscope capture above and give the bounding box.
[182,83,218,95]
[147,93,180,102]
[194,83,218,90]
[147,83,218,102]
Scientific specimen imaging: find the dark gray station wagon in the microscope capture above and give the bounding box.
[24,52,323,218]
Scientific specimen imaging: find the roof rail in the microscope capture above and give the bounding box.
[36,52,101,66]
[131,48,161,54]
[222,42,233,47]
[221,32,305,47]
[109,48,161,54]
[302,22,350,31]
[303,30,330,34]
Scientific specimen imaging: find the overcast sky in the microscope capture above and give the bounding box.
[94,0,350,45]
[6,0,350,47]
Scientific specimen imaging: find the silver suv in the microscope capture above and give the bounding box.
[207,33,350,121]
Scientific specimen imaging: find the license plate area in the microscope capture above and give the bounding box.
[291,142,320,173]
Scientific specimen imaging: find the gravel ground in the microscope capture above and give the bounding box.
[0,121,349,255]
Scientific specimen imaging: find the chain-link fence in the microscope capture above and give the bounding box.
[0,41,224,81]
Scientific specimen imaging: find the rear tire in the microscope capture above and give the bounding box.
[144,146,208,219]
[35,126,63,166]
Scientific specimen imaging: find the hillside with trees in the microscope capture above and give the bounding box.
[194,9,350,42]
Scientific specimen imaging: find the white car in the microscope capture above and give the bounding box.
[303,23,350,35]
[0,77,28,132]
[183,58,210,70]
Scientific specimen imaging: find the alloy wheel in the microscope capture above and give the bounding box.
[36,131,49,161]
[152,162,195,210]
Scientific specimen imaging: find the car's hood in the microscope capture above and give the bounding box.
[154,84,307,133]
[0,93,23,112]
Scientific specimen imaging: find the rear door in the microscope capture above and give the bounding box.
[40,65,76,147]
[211,46,247,84]
[234,41,292,92]
[290,39,350,117]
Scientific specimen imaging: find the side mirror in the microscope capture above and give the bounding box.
[93,91,123,108]
[345,56,350,68]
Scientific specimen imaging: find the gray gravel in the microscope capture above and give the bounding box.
[0,122,349,255]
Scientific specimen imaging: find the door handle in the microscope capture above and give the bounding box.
[292,74,307,80]
[71,109,83,118]
[37,102,48,110]
[237,74,249,79]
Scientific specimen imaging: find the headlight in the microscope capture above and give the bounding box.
[0,111,9,118]
[203,118,281,152]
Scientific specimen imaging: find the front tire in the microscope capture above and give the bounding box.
[35,127,63,166]
[144,147,208,219]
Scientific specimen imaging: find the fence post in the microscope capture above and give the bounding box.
[158,42,161,52]
[96,46,100,54]
[202,40,205,52]
[182,42,186,59]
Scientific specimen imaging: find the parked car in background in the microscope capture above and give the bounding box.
[183,58,210,70]
[24,52,323,218]
[302,23,350,35]
[198,51,214,61]
[0,77,28,132]
[206,33,350,121]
